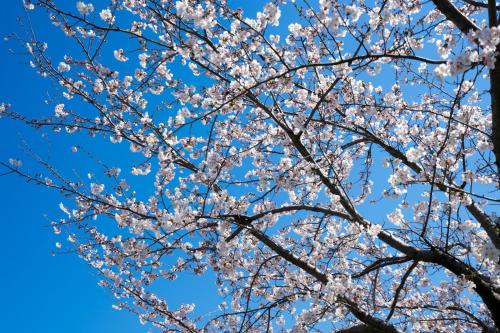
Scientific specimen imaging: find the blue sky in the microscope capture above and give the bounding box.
[0,2,146,332]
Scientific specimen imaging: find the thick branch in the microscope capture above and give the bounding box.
[335,325,378,333]
[431,0,480,34]
[366,134,500,251]
[432,0,500,175]
[229,217,402,333]
[463,0,500,9]
[378,231,500,327]
[488,0,500,177]
[224,205,350,241]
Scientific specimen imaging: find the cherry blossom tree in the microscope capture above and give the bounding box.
[2,0,500,332]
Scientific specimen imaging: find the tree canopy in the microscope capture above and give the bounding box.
[2,0,500,332]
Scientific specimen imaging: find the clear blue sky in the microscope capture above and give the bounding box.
[0,2,147,332]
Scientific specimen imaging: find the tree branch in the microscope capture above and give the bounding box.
[431,0,480,34]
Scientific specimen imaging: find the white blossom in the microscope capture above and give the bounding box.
[54,103,68,117]
[76,1,94,16]
[57,61,71,72]
[8,158,22,167]
[388,208,405,227]
[99,9,114,24]
[113,49,128,62]
[91,183,105,195]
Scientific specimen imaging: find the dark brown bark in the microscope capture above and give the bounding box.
[431,0,500,176]
[488,0,500,176]
[379,230,500,329]
[335,325,378,333]
[431,0,480,34]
